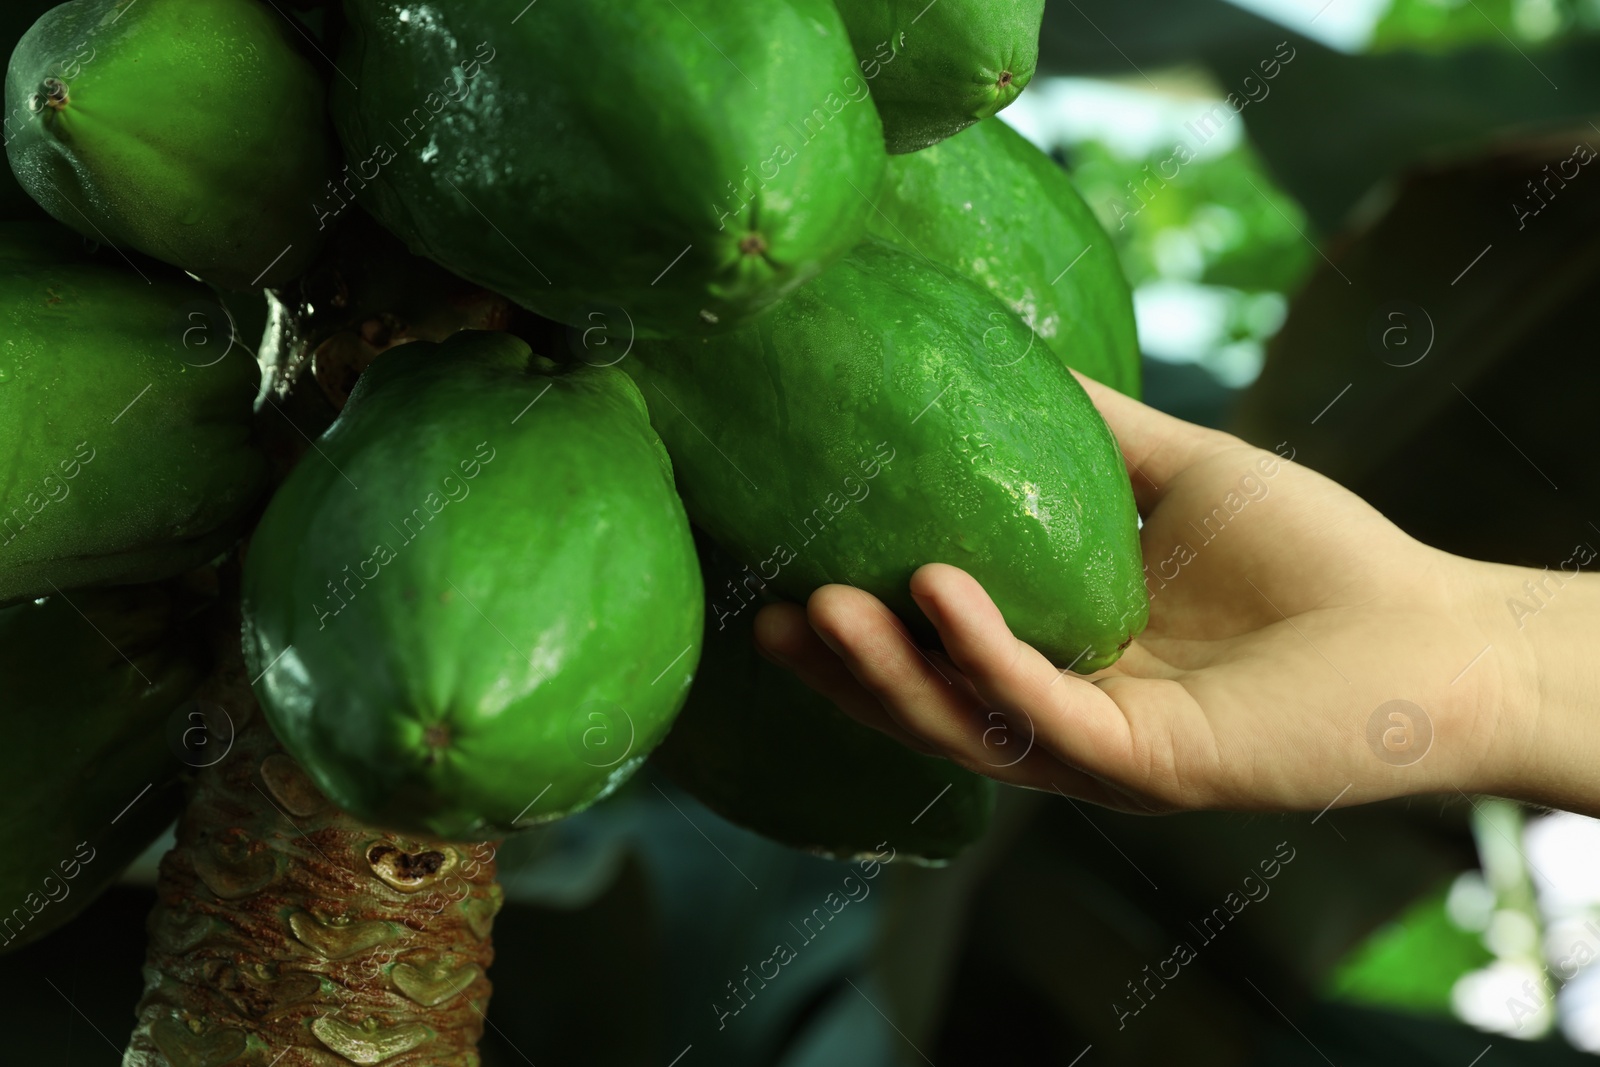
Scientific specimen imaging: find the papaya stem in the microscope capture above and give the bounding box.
[122,648,503,1067]
[32,78,68,113]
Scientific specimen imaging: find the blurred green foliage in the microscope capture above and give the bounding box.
[1064,137,1314,294]
[1374,0,1600,51]
[1324,883,1495,1014]
[1043,130,1310,388]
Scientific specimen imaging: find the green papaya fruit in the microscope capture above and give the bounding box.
[870,117,1143,398]
[5,0,336,289]
[0,583,204,954]
[628,238,1146,671]
[835,0,1043,154]
[0,222,266,606]
[655,537,995,863]
[332,0,886,337]
[0,0,63,221]
[243,332,704,840]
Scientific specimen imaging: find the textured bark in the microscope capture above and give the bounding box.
[123,654,502,1067]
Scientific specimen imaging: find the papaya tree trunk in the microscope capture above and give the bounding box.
[123,646,503,1067]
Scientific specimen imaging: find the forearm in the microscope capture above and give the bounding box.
[1466,559,1600,817]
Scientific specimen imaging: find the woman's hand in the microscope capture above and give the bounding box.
[753,373,1595,816]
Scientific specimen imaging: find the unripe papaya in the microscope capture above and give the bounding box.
[628,239,1146,671]
[835,0,1043,154]
[0,1,62,221]
[655,537,995,863]
[0,223,265,606]
[5,0,336,289]
[243,332,704,840]
[0,583,204,953]
[333,0,886,337]
[870,117,1143,398]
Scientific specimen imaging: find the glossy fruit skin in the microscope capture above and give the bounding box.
[333,0,886,338]
[0,0,62,221]
[870,117,1143,398]
[5,0,335,289]
[628,239,1147,671]
[835,0,1042,154]
[0,584,202,954]
[655,536,995,863]
[243,332,704,840]
[0,223,266,606]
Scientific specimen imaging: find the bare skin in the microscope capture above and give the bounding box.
[754,373,1600,819]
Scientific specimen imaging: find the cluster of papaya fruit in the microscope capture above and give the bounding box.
[0,0,1146,1048]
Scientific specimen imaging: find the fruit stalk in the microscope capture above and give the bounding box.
[123,645,503,1067]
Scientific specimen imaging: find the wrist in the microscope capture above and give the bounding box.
[1454,552,1600,816]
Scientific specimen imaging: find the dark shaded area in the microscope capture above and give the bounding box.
[1235,134,1600,570]
[480,854,665,1067]
[0,885,153,1065]
[926,797,1501,1065]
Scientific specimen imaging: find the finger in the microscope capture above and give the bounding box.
[909,563,1085,709]
[800,586,1161,808]
[800,586,1087,785]
[962,704,1137,808]
[906,563,1160,794]
[1071,369,1234,511]
[753,602,939,755]
[802,585,982,753]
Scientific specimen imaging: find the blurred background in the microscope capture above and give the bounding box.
[12,0,1600,1063]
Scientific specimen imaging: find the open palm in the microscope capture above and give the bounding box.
[755,374,1522,814]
